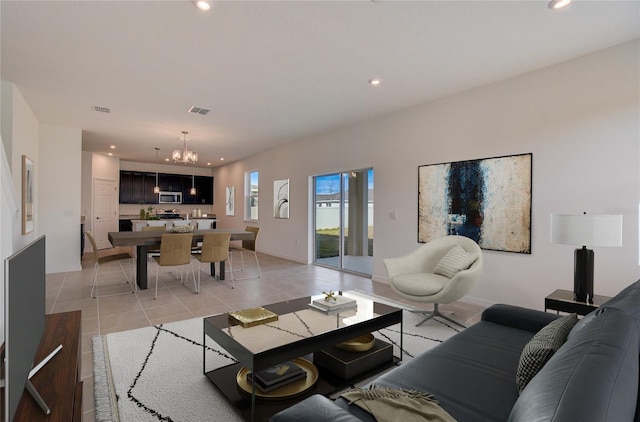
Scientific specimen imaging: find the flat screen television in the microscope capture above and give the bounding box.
[2,235,46,422]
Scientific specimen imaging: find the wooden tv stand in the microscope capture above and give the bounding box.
[11,311,82,421]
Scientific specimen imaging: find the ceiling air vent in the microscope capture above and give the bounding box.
[188,106,210,115]
[91,105,111,114]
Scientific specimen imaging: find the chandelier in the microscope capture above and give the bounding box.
[172,131,198,164]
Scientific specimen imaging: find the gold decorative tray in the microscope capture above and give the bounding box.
[229,307,278,328]
[335,333,375,352]
[236,357,318,400]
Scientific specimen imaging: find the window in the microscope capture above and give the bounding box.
[246,170,259,221]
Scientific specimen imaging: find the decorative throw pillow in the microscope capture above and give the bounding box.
[516,313,578,393]
[433,245,477,278]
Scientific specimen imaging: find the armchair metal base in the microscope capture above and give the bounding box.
[412,303,467,329]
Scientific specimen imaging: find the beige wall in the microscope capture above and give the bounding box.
[213,40,640,309]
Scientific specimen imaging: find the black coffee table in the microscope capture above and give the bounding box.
[202,292,403,421]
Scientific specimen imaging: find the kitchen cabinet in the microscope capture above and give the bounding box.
[181,175,214,205]
[119,171,157,204]
[182,175,214,204]
[119,219,133,232]
[158,173,183,192]
[120,171,213,204]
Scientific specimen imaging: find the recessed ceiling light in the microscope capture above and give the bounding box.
[368,78,381,86]
[548,0,571,9]
[108,153,113,156]
[165,158,170,162]
[207,162,212,166]
[109,145,116,149]
[194,1,211,11]
[220,157,225,161]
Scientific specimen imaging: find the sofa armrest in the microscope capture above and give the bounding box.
[269,394,363,422]
[482,304,559,333]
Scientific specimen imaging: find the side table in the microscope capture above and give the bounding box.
[544,289,611,316]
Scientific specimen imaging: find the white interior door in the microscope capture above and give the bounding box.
[93,178,118,249]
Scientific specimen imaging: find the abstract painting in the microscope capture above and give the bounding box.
[273,179,289,219]
[418,153,532,253]
[225,186,235,216]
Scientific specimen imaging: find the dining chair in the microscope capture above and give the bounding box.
[192,232,234,290]
[152,233,197,299]
[142,225,166,259]
[85,230,136,298]
[229,226,261,280]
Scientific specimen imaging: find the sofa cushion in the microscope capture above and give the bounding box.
[335,320,538,422]
[509,308,639,422]
[600,279,640,331]
[270,394,363,421]
[433,245,477,278]
[515,313,578,393]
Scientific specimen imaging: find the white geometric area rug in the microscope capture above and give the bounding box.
[93,292,463,422]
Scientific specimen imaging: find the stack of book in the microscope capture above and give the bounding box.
[309,296,357,314]
[247,360,307,393]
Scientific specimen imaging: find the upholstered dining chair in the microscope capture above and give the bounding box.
[85,230,136,298]
[229,226,261,280]
[384,235,483,328]
[152,233,196,299]
[142,225,166,259]
[192,232,234,290]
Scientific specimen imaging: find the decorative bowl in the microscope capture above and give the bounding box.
[335,333,375,352]
[169,225,194,233]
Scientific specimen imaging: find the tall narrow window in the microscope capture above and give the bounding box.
[246,170,259,221]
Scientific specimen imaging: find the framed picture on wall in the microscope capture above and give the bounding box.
[418,153,532,253]
[225,186,235,216]
[22,155,34,234]
[274,179,289,219]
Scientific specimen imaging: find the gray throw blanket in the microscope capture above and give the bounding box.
[340,385,457,422]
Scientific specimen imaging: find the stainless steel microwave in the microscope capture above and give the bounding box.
[158,191,182,204]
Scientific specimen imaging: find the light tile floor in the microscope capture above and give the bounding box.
[47,249,485,422]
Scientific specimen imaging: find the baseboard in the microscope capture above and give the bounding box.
[458,295,496,308]
[256,249,308,265]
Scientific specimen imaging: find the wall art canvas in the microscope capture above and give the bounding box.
[22,155,34,234]
[273,179,289,219]
[225,186,235,216]
[418,153,532,253]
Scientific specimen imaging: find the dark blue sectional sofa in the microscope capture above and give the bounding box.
[271,280,640,422]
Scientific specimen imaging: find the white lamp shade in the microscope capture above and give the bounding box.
[550,214,623,247]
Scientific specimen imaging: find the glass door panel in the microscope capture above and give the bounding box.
[314,169,373,275]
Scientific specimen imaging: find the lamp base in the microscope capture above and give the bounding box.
[574,247,594,304]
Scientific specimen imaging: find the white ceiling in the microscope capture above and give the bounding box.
[1,1,638,168]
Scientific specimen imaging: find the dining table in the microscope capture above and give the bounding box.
[108,229,254,290]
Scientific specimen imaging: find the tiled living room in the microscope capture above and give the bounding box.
[1,1,638,421]
[47,250,484,422]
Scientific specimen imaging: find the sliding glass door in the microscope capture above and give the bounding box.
[314,169,373,275]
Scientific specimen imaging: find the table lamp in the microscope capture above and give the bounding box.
[550,213,623,303]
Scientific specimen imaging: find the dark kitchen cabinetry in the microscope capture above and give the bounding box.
[119,219,133,232]
[120,170,213,204]
[119,171,158,204]
[182,175,214,205]
[158,173,183,193]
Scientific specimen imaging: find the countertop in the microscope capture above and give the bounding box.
[119,215,217,220]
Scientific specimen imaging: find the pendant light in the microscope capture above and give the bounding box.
[190,163,196,195]
[153,147,160,194]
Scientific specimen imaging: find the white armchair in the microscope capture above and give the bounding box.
[384,235,483,327]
